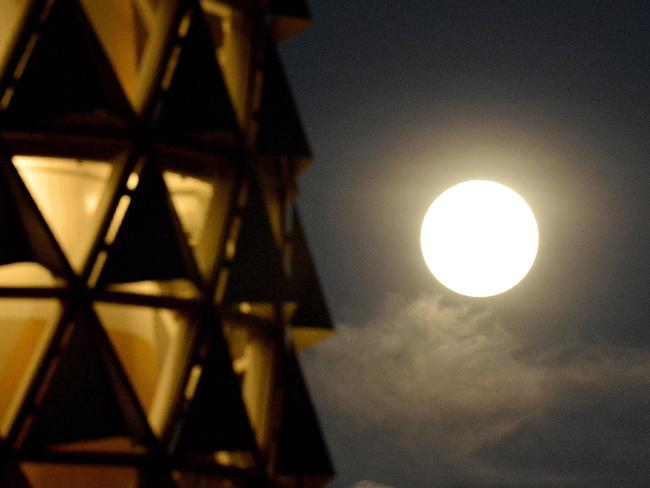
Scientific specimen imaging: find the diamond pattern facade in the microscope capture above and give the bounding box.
[0,1,333,486]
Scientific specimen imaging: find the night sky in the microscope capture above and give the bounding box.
[280,2,649,487]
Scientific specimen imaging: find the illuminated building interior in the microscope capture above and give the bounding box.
[0,0,333,486]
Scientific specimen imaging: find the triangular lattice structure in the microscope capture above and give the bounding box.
[0,0,333,486]
[20,308,153,452]
[13,155,116,271]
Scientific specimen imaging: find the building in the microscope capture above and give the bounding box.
[0,0,333,486]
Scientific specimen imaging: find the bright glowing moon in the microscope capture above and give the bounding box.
[421,180,538,297]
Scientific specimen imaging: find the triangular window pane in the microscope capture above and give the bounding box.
[163,171,214,250]
[0,160,69,284]
[0,299,60,437]
[162,154,236,279]
[21,309,152,453]
[95,302,194,436]
[13,155,114,272]
[21,463,139,488]
[80,0,179,111]
[222,317,276,447]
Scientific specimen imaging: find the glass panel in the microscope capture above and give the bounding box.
[0,299,60,436]
[162,158,236,279]
[0,262,61,287]
[95,303,194,436]
[223,318,276,446]
[21,463,139,488]
[80,0,143,104]
[13,155,113,272]
[81,0,181,110]
[201,0,253,126]
[163,171,214,247]
[0,0,31,75]
[164,170,223,278]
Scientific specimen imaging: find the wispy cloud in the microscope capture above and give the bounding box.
[301,293,650,487]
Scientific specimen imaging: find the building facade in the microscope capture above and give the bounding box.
[0,0,333,486]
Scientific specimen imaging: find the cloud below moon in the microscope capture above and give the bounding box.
[301,294,650,488]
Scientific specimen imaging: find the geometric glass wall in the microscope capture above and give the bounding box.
[0,1,333,486]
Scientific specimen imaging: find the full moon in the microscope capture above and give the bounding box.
[420,180,538,297]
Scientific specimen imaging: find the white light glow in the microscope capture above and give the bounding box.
[421,180,538,297]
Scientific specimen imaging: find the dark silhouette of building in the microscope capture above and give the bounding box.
[0,1,333,486]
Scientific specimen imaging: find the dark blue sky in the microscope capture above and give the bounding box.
[280,2,649,487]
